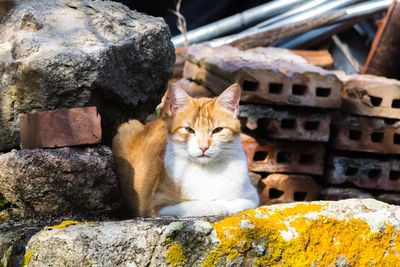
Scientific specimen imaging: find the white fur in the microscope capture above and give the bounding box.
[159,136,259,216]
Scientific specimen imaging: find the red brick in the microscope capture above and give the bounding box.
[332,114,400,154]
[184,44,342,109]
[258,173,319,205]
[239,105,331,142]
[327,156,400,191]
[341,74,400,119]
[19,106,101,149]
[175,78,215,98]
[241,134,325,175]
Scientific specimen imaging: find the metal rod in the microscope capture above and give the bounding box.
[208,0,390,48]
[171,0,307,47]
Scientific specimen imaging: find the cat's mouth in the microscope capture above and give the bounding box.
[198,154,210,158]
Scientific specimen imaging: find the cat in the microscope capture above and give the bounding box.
[112,83,259,217]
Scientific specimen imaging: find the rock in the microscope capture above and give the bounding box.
[0,224,43,266]
[10,199,400,266]
[0,146,121,218]
[0,0,175,151]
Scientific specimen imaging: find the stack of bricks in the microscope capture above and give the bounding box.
[322,74,400,205]
[180,44,344,205]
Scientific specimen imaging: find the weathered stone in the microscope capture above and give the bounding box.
[0,224,42,267]
[332,114,400,154]
[0,146,121,218]
[12,199,400,266]
[241,134,325,175]
[176,78,214,98]
[239,104,331,142]
[184,44,342,108]
[340,74,400,119]
[19,106,102,149]
[258,173,319,205]
[0,0,174,151]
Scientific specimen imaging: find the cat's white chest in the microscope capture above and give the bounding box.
[166,154,251,201]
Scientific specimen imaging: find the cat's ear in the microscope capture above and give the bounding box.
[216,84,241,116]
[167,83,191,116]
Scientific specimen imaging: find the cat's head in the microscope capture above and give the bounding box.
[166,83,242,165]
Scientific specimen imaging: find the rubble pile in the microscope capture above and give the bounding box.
[177,44,400,206]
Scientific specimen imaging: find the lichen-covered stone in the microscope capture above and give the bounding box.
[13,199,400,266]
[0,146,122,218]
[0,0,174,150]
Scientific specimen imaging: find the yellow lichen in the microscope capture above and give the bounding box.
[203,203,400,266]
[166,242,188,266]
[23,250,34,266]
[50,220,80,229]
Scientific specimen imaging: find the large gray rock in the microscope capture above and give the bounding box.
[0,0,175,151]
[0,146,122,218]
[9,199,400,266]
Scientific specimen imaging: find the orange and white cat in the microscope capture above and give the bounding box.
[112,83,258,217]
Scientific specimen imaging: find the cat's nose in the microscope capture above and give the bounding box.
[199,146,209,153]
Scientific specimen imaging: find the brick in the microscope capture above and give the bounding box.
[258,173,319,205]
[377,193,400,206]
[239,105,331,142]
[327,156,400,191]
[340,74,400,119]
[241,134,325,175]
[291,49,334,69]
[176,78,215,98]
[319,187,373,201]
[184,44,342,109]
[19,106,101,149]
[332,114,400,154]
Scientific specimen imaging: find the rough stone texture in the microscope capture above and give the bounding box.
[184,44,342,108]
[19,106,102,149]
[0,0,175,151]
[332,114,400,154]
[0,146,121,218]
[239,105,331,142]
[340,74,400,119]
[0,224,43,266]
[241,134,325,175]
[327,156,400,191]
[258,174,319,205]
[8,199,400,266]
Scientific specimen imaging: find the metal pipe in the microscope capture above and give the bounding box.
[208,0,390,48]
[171,0,307,47]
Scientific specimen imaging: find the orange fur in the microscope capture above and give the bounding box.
[112,84,243,217]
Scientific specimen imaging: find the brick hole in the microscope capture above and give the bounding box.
[316,87,331,97]
[292,84,307,95]
[394,133,400,144]
[294,192,307,201]
[368,168,381,179]
[348,130,362,140]
[242,80,259,92]
[304,121,320,131]
[276,151,291,163]
[392,99,400,108]
[369,96,383,107]
[253,151,268,162]
[390,170,400,181]
[299,154,314,165]
[269,188,284,199]
[281,119,296,129]
[370,132,384,143]
[269,83,283,94]
[345,167,358,176]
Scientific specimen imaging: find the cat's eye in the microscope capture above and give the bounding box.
[212,127,224,134]
[185,127,195,134]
